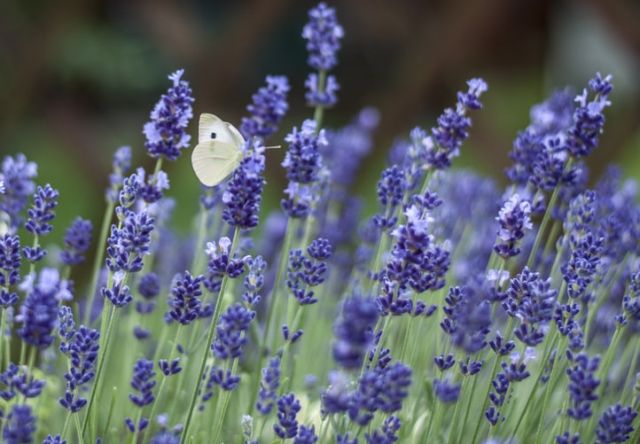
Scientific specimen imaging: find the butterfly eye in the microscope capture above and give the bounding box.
[210,132,217,139]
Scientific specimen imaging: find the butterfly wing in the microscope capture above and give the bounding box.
[198,113,236,145]
[191,140,243,187]
[225,122,246,148]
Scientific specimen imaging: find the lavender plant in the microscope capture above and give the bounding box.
[0,3,639,444]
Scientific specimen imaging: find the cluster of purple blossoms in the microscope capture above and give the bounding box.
[125,359,155,432]
[365,415,401,444]
[561,191,604,302]
[0,154,37,228]
[0,363,45,400]
[0,233,21,307]
[348,362,412,426]
[17,269,62,348]
[504,267,556,346]
[167,271,204,325]
[441,285,491,354]
[274,393,301,439]
[595,403,637,443]
[332,295,379,370]
[286,237,332,306]
[381,191,449,297]
[60,325,100,412]
[281,120,327,218]
[410,78,488,171]
[256,355,281,415]
[566,352,600,420]
[303,2,343,107]
[143,69,194,161]
[224,76,290,230]
[434,378,461,403]
[105,210,154,275]
[493,194,533,258]
[23,184,59,263]
[60,217,93,266]
[506,89,575,186]
[204,237,245,292]
[105,146,132,203]
[373,165,406,231]
[567,73,613,158]
[243,255,266,306]
[209,302,255,391]
[222,145,266,230]
[240,75,290,140]
[3,404,36,444]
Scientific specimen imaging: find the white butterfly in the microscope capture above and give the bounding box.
[191,114,245,187]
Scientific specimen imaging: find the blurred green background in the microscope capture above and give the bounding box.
[1,0,640,246]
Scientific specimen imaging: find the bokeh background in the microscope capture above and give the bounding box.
[1,0,640,245]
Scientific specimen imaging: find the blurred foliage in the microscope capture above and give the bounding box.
[1,0,639,248]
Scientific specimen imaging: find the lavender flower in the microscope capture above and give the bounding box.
[43,435,67,444]
[274,393,301,439]
[365,416,401,444]
[352,362,412,420]
[434,378,461,403]
[3,404,36,444]
[286,237,333,306]
[256,355,281,415]
[595,403,636,443]
[23,184,59,263]
[566,352,600,420]
[105,210,154,274]
[0,154,38,228]
[440,285,491,354]
[332,295,379,370]
[294,425,318,444]
[127,359,155,433]
[504,267,556,346]
[493,194,532,258]
[0,363,45,400]
[60,217,93,266]
[373,165,406,230]
[17,272,60,349]
[243,255,266,306]
[222,146,266,230]
[414,78,488,170]
[281,120,326,218]
[567,73,613,158]
[241,75,290,140]
[204,237,245,292]
[60,325,100,412]
[143,69,194,161]
[0,234,20,307]
[506,89,574,185]
[106,146,132,203]
[302,2,343,71]
[212,303,255,360]
[305,73,340,108]
[168,271,204,325]
[25,184,58,236]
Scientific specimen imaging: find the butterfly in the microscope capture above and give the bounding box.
[191,114,246,187]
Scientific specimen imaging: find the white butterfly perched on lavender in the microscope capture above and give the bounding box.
[190,114,245,187]
[191,113,280,187]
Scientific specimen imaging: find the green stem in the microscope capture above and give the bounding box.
[181,228,240,441]
[81,302,118,440]
[526,158,573,270]
[312,70,326,131]
[84,200,115,326]
[211,359,240,441]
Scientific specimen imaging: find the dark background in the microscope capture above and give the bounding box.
[1,0,639,241]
